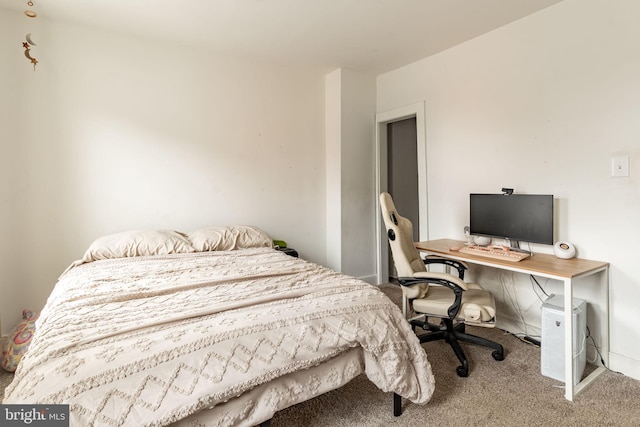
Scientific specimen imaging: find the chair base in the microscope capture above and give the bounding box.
[411,316,504,377]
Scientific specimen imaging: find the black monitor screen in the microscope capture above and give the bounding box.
[469,194,554,245]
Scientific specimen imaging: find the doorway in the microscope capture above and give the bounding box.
[386,118,419,279]
[387,118,419,240]
[375,102,428,284]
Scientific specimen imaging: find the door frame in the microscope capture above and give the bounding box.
[375,102,428,284]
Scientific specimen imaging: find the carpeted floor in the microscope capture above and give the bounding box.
[0,369,10,399]
[2,283,640,426]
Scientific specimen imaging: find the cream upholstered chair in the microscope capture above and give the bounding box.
[379,192,504,377]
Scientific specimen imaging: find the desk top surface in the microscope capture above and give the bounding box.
[415,239,609,279]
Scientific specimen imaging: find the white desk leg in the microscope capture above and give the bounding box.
[570,267,609,399]
[563,278,575,401]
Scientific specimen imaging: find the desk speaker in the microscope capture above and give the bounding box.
[554,241,576,259]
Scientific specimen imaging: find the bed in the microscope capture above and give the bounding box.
[3,226,435,426]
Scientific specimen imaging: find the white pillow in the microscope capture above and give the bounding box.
[187,226,273,251]
[81,229,196,262]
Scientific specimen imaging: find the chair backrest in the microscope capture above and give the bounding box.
[379,192,427,277]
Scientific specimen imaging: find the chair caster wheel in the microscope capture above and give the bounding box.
[492,350,504,361]
[456,366,469,377]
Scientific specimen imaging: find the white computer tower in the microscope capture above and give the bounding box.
[541,294,587,385]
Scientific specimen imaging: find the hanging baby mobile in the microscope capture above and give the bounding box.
[22,0,38,70]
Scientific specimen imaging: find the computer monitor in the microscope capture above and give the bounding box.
[469,193,554,246]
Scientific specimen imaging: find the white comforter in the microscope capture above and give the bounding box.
[4,248,434,426]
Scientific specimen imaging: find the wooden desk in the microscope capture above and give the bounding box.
[415,239,609,401]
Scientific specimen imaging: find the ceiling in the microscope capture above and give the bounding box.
[1,0,564,74]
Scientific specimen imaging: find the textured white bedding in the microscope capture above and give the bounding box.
[3,248,434,426]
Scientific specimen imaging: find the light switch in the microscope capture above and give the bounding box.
[611,155,629,177]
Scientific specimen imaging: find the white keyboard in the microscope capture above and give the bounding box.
[457,245,529,262]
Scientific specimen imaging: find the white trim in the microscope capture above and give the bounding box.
[609,351,640,381]
[375,102,428,284]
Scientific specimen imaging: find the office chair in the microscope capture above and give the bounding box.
[379,192,504,377]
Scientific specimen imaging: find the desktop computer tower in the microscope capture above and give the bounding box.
[541,294,587,385]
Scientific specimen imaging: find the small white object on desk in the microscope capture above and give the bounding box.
[554,241,576,259]
[474,236,492,246]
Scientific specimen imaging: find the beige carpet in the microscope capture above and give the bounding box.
[2,283,640,426]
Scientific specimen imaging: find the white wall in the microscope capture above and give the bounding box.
[325,70,343,271]
[325,69,377,281]
[340,69,377,282]
[0,11,327,334]
[377,0,640,379]
[0,10,24,337]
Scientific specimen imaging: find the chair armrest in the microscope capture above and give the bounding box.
[412,271,469,291]
[422,255,468,279]
[398,272,467,319]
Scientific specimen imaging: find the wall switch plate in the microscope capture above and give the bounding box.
[611,155,629,177]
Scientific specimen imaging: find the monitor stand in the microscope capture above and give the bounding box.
[506,239,532,255]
